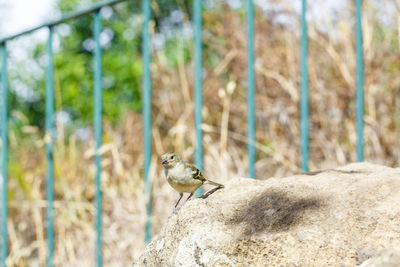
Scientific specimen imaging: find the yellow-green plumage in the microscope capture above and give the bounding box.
[161,152,224,211]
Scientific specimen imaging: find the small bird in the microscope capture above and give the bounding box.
[161,152,224,212]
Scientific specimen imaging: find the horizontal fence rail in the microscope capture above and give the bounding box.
[0,0,365,266]
[0,0,126,43]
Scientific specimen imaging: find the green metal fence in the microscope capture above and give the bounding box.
[45,25,55,267]
[142,0,152,244]
[0,0,365,266]
[1,41,8,267]
[194,0,204,196]
[300,0,309,172]
[0,1,126,266]
[247,0,256,178]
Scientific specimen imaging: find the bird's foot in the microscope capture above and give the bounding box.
[200,186,224,199]
[168,205,184,218]
[168,207,177,218]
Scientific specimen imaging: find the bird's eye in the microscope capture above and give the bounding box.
[170,155,174,160]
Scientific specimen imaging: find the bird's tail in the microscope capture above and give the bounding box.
[205,179,224,188]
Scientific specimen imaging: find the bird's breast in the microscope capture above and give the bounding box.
[165,164,202,193]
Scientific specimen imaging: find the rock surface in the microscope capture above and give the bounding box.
[134,162,400,266]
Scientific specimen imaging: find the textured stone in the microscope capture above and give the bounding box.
[134,162,400,266]
[359,250,400,267]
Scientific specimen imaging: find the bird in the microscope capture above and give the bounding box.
[161,152,224,213]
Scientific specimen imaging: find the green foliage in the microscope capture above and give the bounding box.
[51,1,144,125]
[9,160,33,200]
[6,0,194,130]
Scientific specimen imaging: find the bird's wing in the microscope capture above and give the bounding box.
[186,163,206,182]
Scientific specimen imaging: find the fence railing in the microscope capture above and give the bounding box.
[0,0,364,266]
[0,1,127,266]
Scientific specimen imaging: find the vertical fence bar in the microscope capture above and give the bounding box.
[142,0,152,243]
[246,0,255,178]
[93,10,103,267]
[300,0,309,172]
[0,42,8,267]
[45,26,55,267]
[355,0,364,161]
[194,0,203,195]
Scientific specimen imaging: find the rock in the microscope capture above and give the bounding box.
[134,162,400,266]
[359,250,400,267]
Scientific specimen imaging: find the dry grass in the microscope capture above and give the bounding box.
[5,1,400,266]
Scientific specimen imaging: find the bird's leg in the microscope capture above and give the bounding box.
[181,192,194,206]
[175,193,184,208]
[170,193,183,217]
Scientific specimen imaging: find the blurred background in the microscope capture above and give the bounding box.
[1,0,400,265]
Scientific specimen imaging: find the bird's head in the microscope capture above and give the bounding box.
[161,152,181,169]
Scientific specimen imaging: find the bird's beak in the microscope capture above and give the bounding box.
[161,159,167,165]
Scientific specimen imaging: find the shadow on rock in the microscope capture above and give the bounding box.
[304,169,369,176]
[227,189,323,236]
